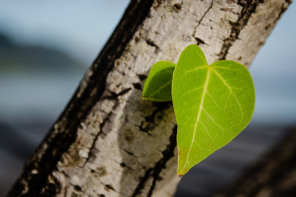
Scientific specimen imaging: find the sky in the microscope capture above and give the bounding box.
[248,2,296,125]
[0,1,130,64]
[0,1,295,126]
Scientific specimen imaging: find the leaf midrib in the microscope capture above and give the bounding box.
[179,66,212,174]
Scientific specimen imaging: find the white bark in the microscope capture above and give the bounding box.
[10,0,292,197]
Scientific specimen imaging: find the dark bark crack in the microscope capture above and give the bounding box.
[143,102,171,125]
[82,111,112,167]
[102,88,132,100]
[133,83,142,90]
[145,38,161,53]
[194,37,206,45]
[83,85,131,168]
[218,0,262,60]
[192,0,213,45]
[104,184,115,192]
[119,162,134,171]
[197,0,213,29]
[137,74,148,81]
[69,183,90,197]
[138,123,153,135]
[131,125,177,197]
[138,102,171,135]
[172,3,182,12]
[123,149,137,157]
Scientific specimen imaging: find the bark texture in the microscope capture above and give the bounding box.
[9,0,292,196]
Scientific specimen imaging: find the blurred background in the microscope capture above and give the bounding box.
[0,1,295,196]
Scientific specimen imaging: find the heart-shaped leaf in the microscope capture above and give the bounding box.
[142,61,175,102]
[172,44,255,176]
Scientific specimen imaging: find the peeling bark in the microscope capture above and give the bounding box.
[9,0,292,196]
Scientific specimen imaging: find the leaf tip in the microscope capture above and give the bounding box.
[177,165,190,176]
[177,169,188,177]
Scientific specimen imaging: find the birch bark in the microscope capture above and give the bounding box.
[9,0,292,196]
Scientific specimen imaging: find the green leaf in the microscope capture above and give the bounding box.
[172,44,255,176]
[142,61,175,102]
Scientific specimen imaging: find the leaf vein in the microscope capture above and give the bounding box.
[149,80,172,97]
[185,65,207,73]
[199,120,216,147]
[205,90,225,110]
[181,86,204,99]
[212,69,244,124]
[201,108,225,138]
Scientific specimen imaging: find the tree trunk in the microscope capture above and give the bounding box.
[9,0,292,196]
